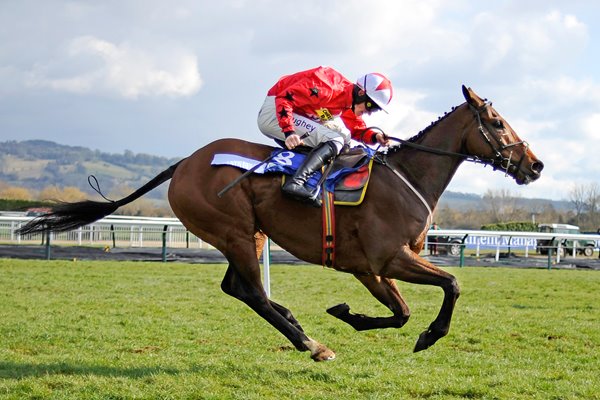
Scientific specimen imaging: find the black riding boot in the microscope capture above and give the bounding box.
[282,142,337,206]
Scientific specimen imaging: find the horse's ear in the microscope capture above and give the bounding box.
[461,85,470,102]
[462,84,485,107]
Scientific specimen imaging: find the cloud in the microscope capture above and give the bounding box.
[581,113,600,141]
[26,36,202,99]
[372,6,591,97]
[247,0,461,70]
[365,88,438,138]
[523,76,600,109]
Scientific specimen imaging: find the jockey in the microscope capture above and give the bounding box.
[257,66,393,205]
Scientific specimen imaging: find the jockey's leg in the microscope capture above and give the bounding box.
[281,141,337,206]
[257,96,349,206]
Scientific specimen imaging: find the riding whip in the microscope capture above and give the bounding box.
[217,132,311,198]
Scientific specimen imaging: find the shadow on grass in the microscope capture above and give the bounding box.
[0,361,181,380]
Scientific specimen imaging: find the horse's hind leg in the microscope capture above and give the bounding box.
[221,264,304,332]
[269,300,305,332]
[220,245,334,361]
[327,275,410,330]
[249,233,304,329]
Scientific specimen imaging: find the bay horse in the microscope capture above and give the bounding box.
[17,86,543,361]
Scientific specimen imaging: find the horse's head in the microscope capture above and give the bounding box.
[461,85,544,185]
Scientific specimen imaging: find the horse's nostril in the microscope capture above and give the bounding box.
[532,161,544,174]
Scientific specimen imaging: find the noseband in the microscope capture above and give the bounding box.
[468,103,528,178]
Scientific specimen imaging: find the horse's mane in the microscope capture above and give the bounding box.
[387,102,465,154]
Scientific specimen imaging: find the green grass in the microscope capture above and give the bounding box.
[0,259,599,399]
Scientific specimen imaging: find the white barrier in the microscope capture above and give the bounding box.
[0,215,206,248]
[4,216,600,260]
[427,229,600,264]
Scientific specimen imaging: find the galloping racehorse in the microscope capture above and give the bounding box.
[18,86,543,361]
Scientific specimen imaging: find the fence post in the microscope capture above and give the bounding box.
[111,224,116,248]
[262,238,271,297]
[45,232,51,260]
[162,225,168,262]
[458,234,469,267]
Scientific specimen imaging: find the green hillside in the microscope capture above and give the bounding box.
[0,140,182,200]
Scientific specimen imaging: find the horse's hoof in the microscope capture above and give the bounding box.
[311,345,336,362]
[326,303,350,317]
[413,331,431,352]
[414,328,445,352]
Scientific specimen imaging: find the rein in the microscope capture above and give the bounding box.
[371,101,527,174]
[385,135,471,160]
[368,101,528,227]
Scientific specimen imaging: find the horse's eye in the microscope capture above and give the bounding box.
[494,120,504,129]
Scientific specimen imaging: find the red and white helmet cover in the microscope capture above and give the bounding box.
[356,72,393,112]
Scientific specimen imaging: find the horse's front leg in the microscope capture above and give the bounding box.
[221,242,335,362]
[327,275,410,330]
[380,246,460,352]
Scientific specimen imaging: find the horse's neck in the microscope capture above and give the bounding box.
[387,106,470,208]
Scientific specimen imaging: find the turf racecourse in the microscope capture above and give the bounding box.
[0,260,598,399]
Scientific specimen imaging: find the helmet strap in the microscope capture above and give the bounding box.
[352,85,368,111]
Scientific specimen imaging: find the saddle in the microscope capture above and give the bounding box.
[272,146,375,206]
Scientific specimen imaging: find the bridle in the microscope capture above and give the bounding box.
[468,102,529,178]
[379,101,530,178]
[372,101,532,230]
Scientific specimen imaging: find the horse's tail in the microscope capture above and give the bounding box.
[16,159,186,235]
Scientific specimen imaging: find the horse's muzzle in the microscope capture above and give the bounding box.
[517,160,544,185]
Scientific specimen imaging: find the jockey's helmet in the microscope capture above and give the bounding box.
[355,73,393,112]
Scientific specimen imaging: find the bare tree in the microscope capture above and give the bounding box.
[585,183,600,230]
[568,182,600,230]
[483,188,521,222]
[569,183,587,226]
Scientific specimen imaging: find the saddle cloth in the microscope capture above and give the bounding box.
[211,146,376,206]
